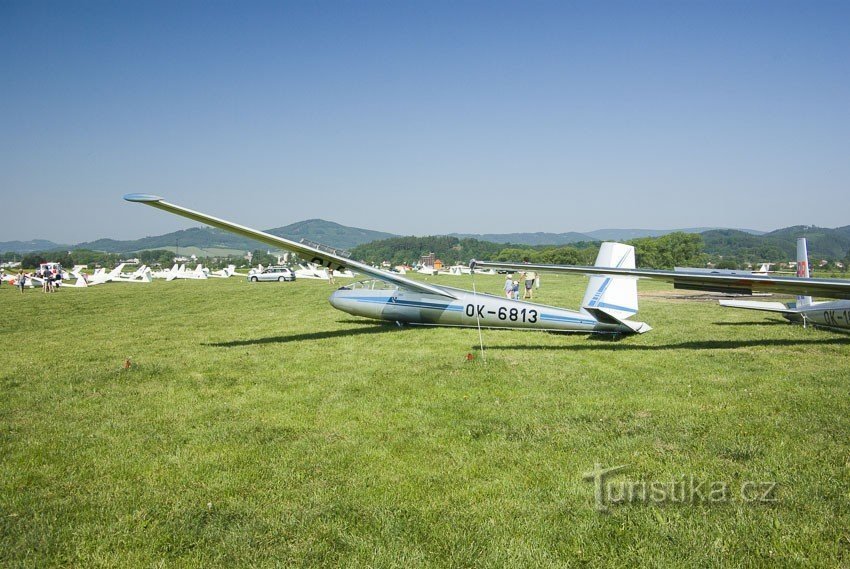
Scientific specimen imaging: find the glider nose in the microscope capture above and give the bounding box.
[329,287,355,312]
[329,289,343,310]
[328,287,375,319]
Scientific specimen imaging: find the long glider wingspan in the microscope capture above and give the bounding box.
[124,194,457,299]
[470,258,850,300]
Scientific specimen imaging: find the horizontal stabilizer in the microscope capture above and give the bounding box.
[583,307,652,334]
[719,300,796,313]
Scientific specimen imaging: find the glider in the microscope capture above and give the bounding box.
[471,238,850,332]
[124,194,651,335]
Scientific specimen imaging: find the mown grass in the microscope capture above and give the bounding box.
[1,274,849,567]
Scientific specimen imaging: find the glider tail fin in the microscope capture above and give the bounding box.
[581,242,640,321]
[109,263,126,279]
[796,237,812,308]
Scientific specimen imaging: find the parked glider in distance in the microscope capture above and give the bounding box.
[716,238,850,330]
[123,194,651,335]
[471,239,850,332]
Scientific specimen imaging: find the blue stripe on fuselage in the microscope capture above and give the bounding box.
[540,313,597,325]
[346,296,462,312]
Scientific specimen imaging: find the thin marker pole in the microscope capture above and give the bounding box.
[472,276,486,363]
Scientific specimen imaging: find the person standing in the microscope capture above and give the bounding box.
[512,280,520,300]
[504,275,513,299]
[18,271,26,294]
[523,271,536,300]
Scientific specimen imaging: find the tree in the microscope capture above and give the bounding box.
[630,232,704,269]
[54,252,74,268]
[0,252,22,264]
[494,247,537,263]
[139,249,177,267]
[65,249,120,267]
[537,247,597,266]
[250,249,277,266]
[21,253,46,269]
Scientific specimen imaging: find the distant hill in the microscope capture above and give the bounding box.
[74,227,252,254]
[835,225,850,239]
[449,231,593,245]
[585,227,765,241]
[57,219,398,255]
[358,226,850,266]
[761,225,850,259]
[3,221,847,263]
[272,219,396,250]
[352,235,508,266]
[701,226,850,261]
[700,229,787,261]
[451,227,765,245]
[0,239,67,253]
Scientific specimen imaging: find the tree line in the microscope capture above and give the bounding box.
[351,230,850,270]
[4,230,849,271]
[1,249,250,271]
[350,232,706,269]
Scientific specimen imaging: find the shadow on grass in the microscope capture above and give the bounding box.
[335,319,390,326]
[474,337,850,352]
[205,324,397,347]
[711,319,788,326]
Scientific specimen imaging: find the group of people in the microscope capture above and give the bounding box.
[0,269,61,293]
[504,270,539,300]
[38,269,61,292]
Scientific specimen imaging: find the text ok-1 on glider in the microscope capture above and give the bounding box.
[124,194,651,335]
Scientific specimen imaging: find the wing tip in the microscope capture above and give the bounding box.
[124,193,164,203]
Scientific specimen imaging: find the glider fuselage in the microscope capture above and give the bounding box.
[329,282,628,333]
[786,300,850,330]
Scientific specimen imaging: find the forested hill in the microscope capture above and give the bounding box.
[70,219,398,253]
[351,233,703,269]
[350,236,512,267]
[448,231,594,246]
[3,223,849,268]
[352,228,850,270]
[0,239,68,253]
[701,226,850,261]
[450,227,764,244]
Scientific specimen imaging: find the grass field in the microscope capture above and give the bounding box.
[2,273,849,567]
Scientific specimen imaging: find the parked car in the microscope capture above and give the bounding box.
[247,266,296,282]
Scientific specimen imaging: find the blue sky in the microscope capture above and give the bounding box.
[2,1,849,243]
